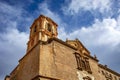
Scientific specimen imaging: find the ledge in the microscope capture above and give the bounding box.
[48,38,78,50]
[32,75,60,80]
[98,64,120,76]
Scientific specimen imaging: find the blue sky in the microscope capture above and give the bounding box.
[0,0,120,79]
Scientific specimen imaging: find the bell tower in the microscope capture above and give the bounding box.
[27,15,58,52]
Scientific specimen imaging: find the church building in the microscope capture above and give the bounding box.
[5,15,120,80]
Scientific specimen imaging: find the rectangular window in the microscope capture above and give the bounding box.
[75,53,82,70]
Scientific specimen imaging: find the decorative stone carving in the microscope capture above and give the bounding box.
[77,71,94,80]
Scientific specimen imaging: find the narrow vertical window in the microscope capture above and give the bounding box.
[81,60,86,70]
[45,23,52,32]
[48,23,52,32]
[84,58,92,73]
[74,53,82,70]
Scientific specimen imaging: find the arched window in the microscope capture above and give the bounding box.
[47,23,52,32]
[45,23,52,32]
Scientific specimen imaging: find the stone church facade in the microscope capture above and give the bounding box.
[5,15,120,80]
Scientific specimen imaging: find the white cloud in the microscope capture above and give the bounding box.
[0,1,31,80]
[38,2,120,65]
[59,17,120,46]
[117,15,120,29]
[0,1,34,34]
[1,28,29,49]
[58,16,120,72]
[0,28,29,62]
[0,2,23,18]
[63,0,111,15]
[38,2,62,25]
[0,1,119,79]
[0,27,29,80]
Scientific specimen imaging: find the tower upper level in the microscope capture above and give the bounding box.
[27,15,58,51]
